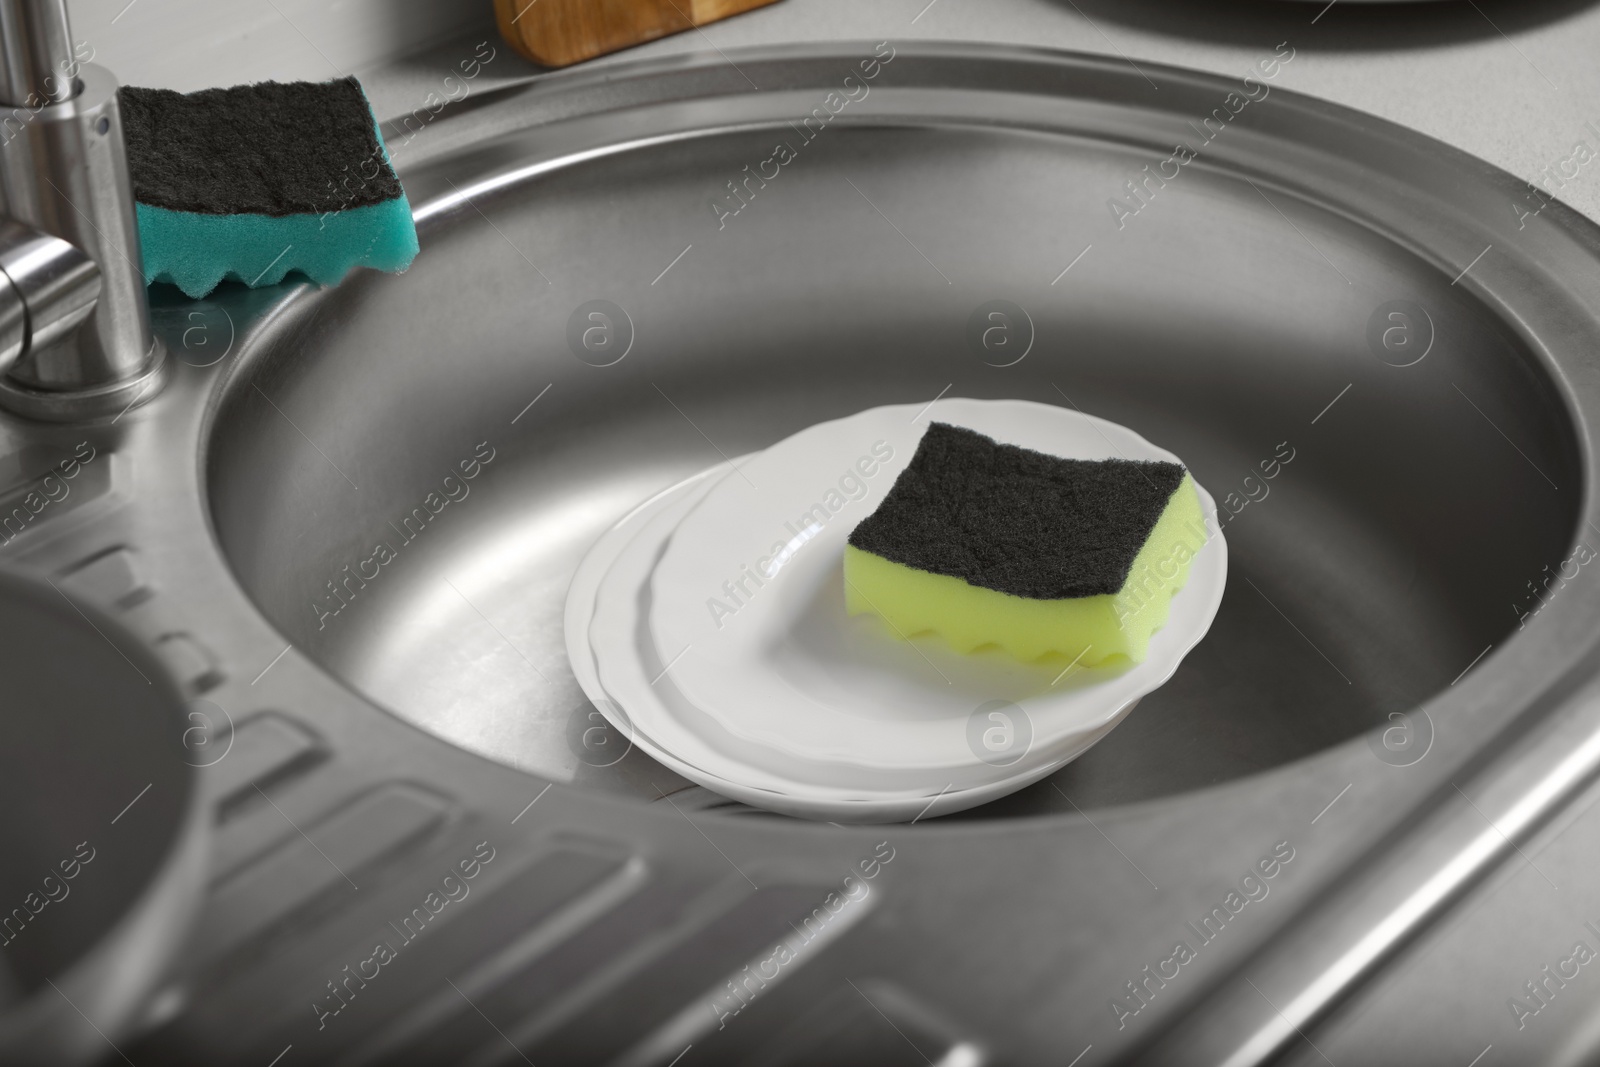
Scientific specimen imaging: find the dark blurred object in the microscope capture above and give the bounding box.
[0,565,206,1065]
[494,0,781,68]
[1056,0,1596,51]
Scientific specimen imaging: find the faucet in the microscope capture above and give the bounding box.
[0,0,162,422]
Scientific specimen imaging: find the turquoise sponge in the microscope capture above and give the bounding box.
[119,78,419,299]
[132,194,418,297]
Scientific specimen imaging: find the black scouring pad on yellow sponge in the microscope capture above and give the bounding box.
[844,422,1206,665]
[118,77,419,298]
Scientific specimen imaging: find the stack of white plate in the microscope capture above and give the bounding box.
[564,399,1228,822]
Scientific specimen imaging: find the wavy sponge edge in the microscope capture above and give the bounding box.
[119,77,419,299]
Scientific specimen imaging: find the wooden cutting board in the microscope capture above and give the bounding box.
[495,0,782,68]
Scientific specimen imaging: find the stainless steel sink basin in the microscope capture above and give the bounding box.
[13,42,1600,1065]
[208,46,1575,818]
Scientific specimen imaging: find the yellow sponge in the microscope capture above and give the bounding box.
[844,424,1207,665]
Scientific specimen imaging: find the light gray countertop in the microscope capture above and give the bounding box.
[370,0,1600,227]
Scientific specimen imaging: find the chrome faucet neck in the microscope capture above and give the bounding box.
[0,0,164,422]
[0,0,75,107]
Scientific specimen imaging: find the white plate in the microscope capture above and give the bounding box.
[566,464,1138,821]
[563,464,732,709]
[647,399,1227,776]
[563,463,817,799]
[590,468,1014,797]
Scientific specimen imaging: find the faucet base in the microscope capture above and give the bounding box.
[0,335,165,421]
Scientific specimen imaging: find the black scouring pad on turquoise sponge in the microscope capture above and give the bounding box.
[118,77,419,298]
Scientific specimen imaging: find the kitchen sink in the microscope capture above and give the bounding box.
[10,42,1600,1065]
